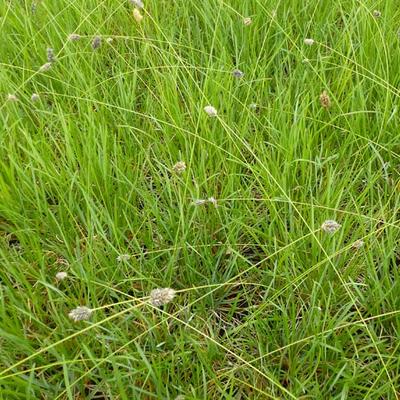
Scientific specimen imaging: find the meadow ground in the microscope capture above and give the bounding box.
[0,0,399,399]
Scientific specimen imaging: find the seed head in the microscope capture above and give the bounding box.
[243,17,252,26]
[133,8,143,23]
[68,33,81,41]
[208,197,218,207]
[192,198,217,207]
[173,161,186,174]
[319,90,331,109]
[304,38,315,46]
[149,288,176,307]
[68,306,93,322]
[204,105,217,117]
[92,36,102,50]
[351,239,365,250]
[249,103,258,111]
[47,47,56,63]
[321,220,341,234]
[232,69,244,78]
[56,271,68,281]
[373,10,381,18]
[192,199,208,206]
[7,94,18,102]
[39,62,52,72]
[31,93,40,102]
[130,0,144,8]
[116,254,131,262]
[106,37,114,44]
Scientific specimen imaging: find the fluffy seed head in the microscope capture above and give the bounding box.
[68,33,81,41]
[319,90,331,108]
[243,17,252,26]
[133,8,143,23]
[39,62,52,72]
[116,254,131,262]
[130,0,144,8]
[321,220,341,234]
[304,38,315,46]
[150,288,176,307]
[7,94,18,102]
[208,197,218,207]
[173,161,186,173]
[204,105,217,117]
[192,199,208,206]
[192,198,217,207]
[31,93,40,102]
[56,271,68,281]
[106,37,114,44]
[351,239,365,250]
[232,69,244,78]
[47,47,56,63]
[68,306,93,322]
[92,36,102,50]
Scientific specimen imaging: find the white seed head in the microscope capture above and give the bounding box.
[321,220,341,234]
[68,33,81,41]
[204,105,217,117]
[304,38,315,46]
[149,288,176,307]
[55,271,68,281]
[133,8,143,23]
[7,94,18,102]
[249,103,258,110]
[192,199,207,206]
[173,161,186,173]
[39,62,52,72]
[106,37,114,44]
[232,69,244,78]
[208,197,218,207]
[373,10,381,18]
[130,0,144,8]
[68,306,93,322]
[116,254,131,262]
[243,17,252,26]
[351,239,365,250]
[31,93,40,102]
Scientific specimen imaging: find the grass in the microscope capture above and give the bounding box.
[0,0,399,398]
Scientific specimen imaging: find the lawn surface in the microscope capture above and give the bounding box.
[0,0,400,399]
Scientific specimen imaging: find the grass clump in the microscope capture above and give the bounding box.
[0,0,399,398]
